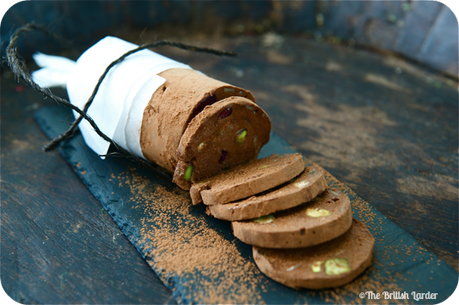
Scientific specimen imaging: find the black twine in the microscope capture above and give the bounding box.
[5,23,237,180]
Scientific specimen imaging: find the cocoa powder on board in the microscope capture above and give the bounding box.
[118,169,267,304]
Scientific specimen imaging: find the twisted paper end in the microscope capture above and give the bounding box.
[31,52,76,88]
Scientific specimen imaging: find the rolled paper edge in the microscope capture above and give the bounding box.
[120,63,193,159]
[66,36,193,159]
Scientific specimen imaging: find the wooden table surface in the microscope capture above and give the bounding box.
[1,34,457,304]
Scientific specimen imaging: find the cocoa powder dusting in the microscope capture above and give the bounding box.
[117,170,266,304]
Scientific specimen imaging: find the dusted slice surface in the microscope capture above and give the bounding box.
[190,153,304,205]
[252,219,374,289]
[232,189,352,248]
[208,164,326,221]
[173,96,271,189]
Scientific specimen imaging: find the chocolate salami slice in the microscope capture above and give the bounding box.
[252,219,374,289]
[207,164,327,221]
[139,68,261,179]
[190,153,304,205]
[231,189,352,248]
[173,96,271,189]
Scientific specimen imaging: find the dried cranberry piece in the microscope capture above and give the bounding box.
[189,95,217,122]
[219,150,228,164]
[218,107,232,120]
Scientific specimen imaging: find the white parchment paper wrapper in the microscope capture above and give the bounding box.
[65,36,192,159]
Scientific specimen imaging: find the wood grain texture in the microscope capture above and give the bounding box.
[3,1,456,75]
[0,76,175,304]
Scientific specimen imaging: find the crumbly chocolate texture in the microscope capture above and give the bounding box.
[190,153,304,205]
[140,68,256,174]
[252,218,374,289]
[173,97,271,188]
[232,189,352,248]
[208,164,327,221]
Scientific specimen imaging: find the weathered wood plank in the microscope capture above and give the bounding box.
[1,78,175,304]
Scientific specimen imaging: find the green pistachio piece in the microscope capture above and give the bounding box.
[236,129,247,144]
[306,208,331,217]
[253,214,275,224]
[324,258,350,275]
[184,164,194,181]
[258,165,270,169]
[311,261,323,273]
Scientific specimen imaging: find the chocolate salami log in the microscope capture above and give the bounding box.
[140,68,272,190]
[31,37,271,191]
[32,37,373,290]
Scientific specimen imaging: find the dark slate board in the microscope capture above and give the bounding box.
[35,105,457,304]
